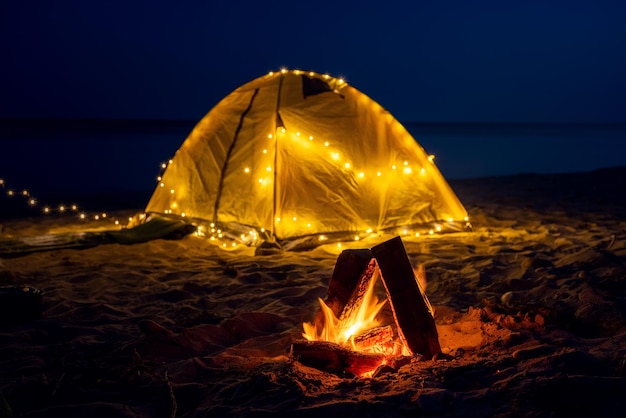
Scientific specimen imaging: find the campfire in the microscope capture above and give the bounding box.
[291,236,441,377]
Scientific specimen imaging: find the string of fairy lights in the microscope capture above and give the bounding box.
[0,177,123,226]
[0,158,173,228]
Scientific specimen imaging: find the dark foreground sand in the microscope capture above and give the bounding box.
[1,167,626,417]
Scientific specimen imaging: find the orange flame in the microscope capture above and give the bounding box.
[303,268,389,350]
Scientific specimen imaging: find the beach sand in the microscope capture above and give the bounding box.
[1,167,626,417]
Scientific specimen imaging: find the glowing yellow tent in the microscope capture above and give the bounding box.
[146,69,469,249]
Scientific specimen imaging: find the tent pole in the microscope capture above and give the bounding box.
[212,89,259,225]
[270,73,285,242]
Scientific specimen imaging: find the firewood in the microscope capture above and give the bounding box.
[338,258,378,322]
[371,236,442,359]
[352,325,395,354]
[314,248,373,330]
[290,340,386,376]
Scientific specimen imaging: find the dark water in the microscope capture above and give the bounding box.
[1,119,626,203]
[407,122,626,180]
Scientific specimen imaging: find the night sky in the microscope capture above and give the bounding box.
[2,1,626,199]
[3,0,626,123]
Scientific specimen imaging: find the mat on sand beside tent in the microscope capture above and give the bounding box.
[0,216,196,257]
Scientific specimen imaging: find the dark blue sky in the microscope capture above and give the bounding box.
[2,0,626,123]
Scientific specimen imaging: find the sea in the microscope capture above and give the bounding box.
[1,119,626,214]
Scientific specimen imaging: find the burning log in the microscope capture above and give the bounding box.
[352,325,395,354]
[371,236,442,359]
[290,340,387,377]
[313,248,373,331]
[338,259,378,323]
[298,237,441,376]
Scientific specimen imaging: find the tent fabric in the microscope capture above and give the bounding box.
[145,70,469,247]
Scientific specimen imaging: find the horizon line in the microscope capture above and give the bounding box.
[2,117,626,127]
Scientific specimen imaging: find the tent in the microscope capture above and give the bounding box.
[146,69,469,249]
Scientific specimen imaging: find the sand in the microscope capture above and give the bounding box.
[1,167,626,417]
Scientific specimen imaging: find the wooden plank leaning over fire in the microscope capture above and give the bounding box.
[371,236,442,359]
[337,258,378,322]
[313,248,373,331]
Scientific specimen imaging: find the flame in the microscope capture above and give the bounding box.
[303,268,389,350]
